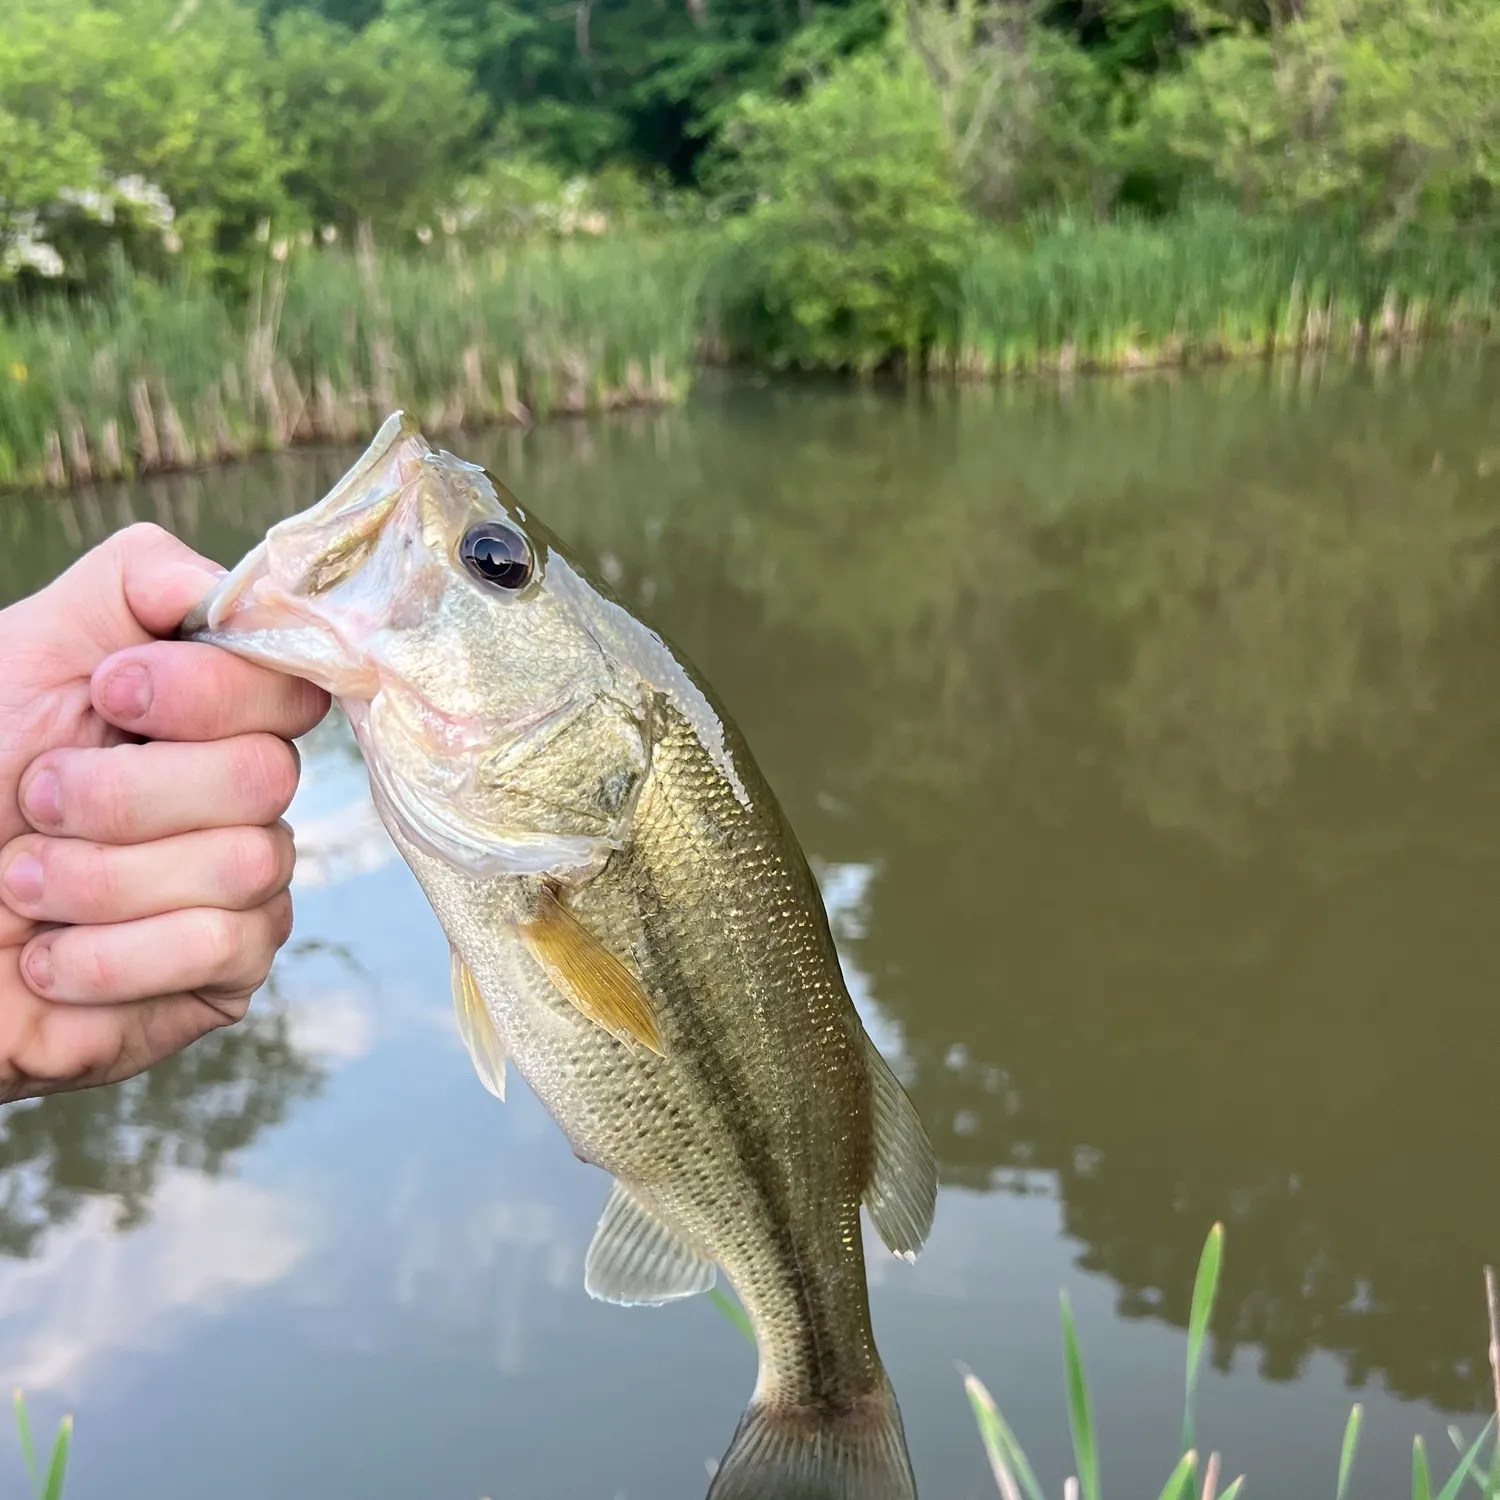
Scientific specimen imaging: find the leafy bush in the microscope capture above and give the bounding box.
[902,0,1117,219]
[267,10,485,238]
[1137,0,1500,239]
[712,47,972,372]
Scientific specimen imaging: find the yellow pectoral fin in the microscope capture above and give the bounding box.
[518,888,665,1057]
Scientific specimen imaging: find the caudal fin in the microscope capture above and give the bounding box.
[705,1380,916,1500]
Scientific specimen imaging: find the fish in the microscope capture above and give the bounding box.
[181,411,937,1500]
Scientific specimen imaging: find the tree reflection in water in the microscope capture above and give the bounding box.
[0,1013,322,1259]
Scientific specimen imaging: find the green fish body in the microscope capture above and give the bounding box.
[184,413,936,1500]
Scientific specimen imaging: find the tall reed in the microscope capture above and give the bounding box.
[937,208,1500,378]
[5,210,1500,493]
[0,234,704,490]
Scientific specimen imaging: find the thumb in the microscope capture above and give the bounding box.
[53,523,226,654]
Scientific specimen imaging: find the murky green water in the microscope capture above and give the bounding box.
[4,358,1500,1500]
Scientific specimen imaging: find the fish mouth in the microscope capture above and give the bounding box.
[180,411,426,699]
[182,542,382,698]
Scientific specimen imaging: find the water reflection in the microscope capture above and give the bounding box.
[0,1016,321,1258]
[3,357,1500,1465]
[494,363,1500,1416]
[0,1170,314,1393]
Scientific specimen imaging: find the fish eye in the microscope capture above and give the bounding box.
[459,522,533,591]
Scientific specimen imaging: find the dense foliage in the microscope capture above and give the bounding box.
[713,48,971,371]
[3,0,1499,376]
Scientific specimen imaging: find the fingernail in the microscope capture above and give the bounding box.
[186,562,228,591]
[100,662,153,721]
[23,942,53,994]
[22,767,61,829]
[1,853,43,907]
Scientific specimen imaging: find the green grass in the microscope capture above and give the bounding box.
[12,1392,70,1500]
[937,207,1500,378]
[963,1223,1500,1500]
[0,233,705,490]
[5,208,1500,493]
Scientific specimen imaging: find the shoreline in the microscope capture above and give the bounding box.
[9,373,687,496]
[5,330,1493,499]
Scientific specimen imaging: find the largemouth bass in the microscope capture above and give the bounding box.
[183,413,937,1500]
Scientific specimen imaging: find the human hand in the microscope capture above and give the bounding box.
[0,523,330,1103]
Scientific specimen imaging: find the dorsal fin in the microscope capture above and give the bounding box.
[862,1033,936,1261]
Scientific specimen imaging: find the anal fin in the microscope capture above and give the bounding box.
[451,947,507,1101]
[863,1033,936,1262]
[585,1180,716,1306]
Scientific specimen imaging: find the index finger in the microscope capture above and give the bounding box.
[92,641,330,742]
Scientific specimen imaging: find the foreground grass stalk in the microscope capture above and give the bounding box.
[12,1391,70,1500]
[1060,1292,1102,1500]
[1183,1223,1224,1453]
[965,1226,1500,1500]
[1486,1268,1500,1497]
[1338,1404,1364,1500]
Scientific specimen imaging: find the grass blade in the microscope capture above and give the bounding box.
[1442,1427,1490,1500]
[1183,1224,1225,1452]
[1202,1451,1221,1500]
[1060,1291,1102,1500]
[959,1368,1047,1500]
[1416,1436,1433,1500]
[963,1373,1022,1500]
[1156,1449,1197,1500]
[707,1287,754,1346]
[1338,1404,1364,1500]
[13,1390,38,1490]
[40,1416,70,1500]
[1486,1269,1500,1500]
[1435,1419,1494,1500]
[1218,1480,1245,1500]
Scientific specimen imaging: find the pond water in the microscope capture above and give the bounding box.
[3,358,1500,1500]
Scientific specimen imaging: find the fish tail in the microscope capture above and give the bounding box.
[706,1378,917,1500]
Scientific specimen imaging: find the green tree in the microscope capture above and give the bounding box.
[714,46,972,370]
[1140,0,1500,234]
[0,0,287,283]
[267,9,485,236]
[364,0,887,180]
[903,0,1116,217]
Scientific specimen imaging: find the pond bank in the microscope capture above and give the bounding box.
[5,212,1498,494]
[0,235,701,492]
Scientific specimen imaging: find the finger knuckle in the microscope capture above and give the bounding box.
[233,736,299,819]
[80,751,139,841]
[266,890,295,949]
[63,931,123,997]
[224,826,287,904]
[106,522,173,561]
[209,993,253,1029]
[66,841,120,914]
[195,906,247,976]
